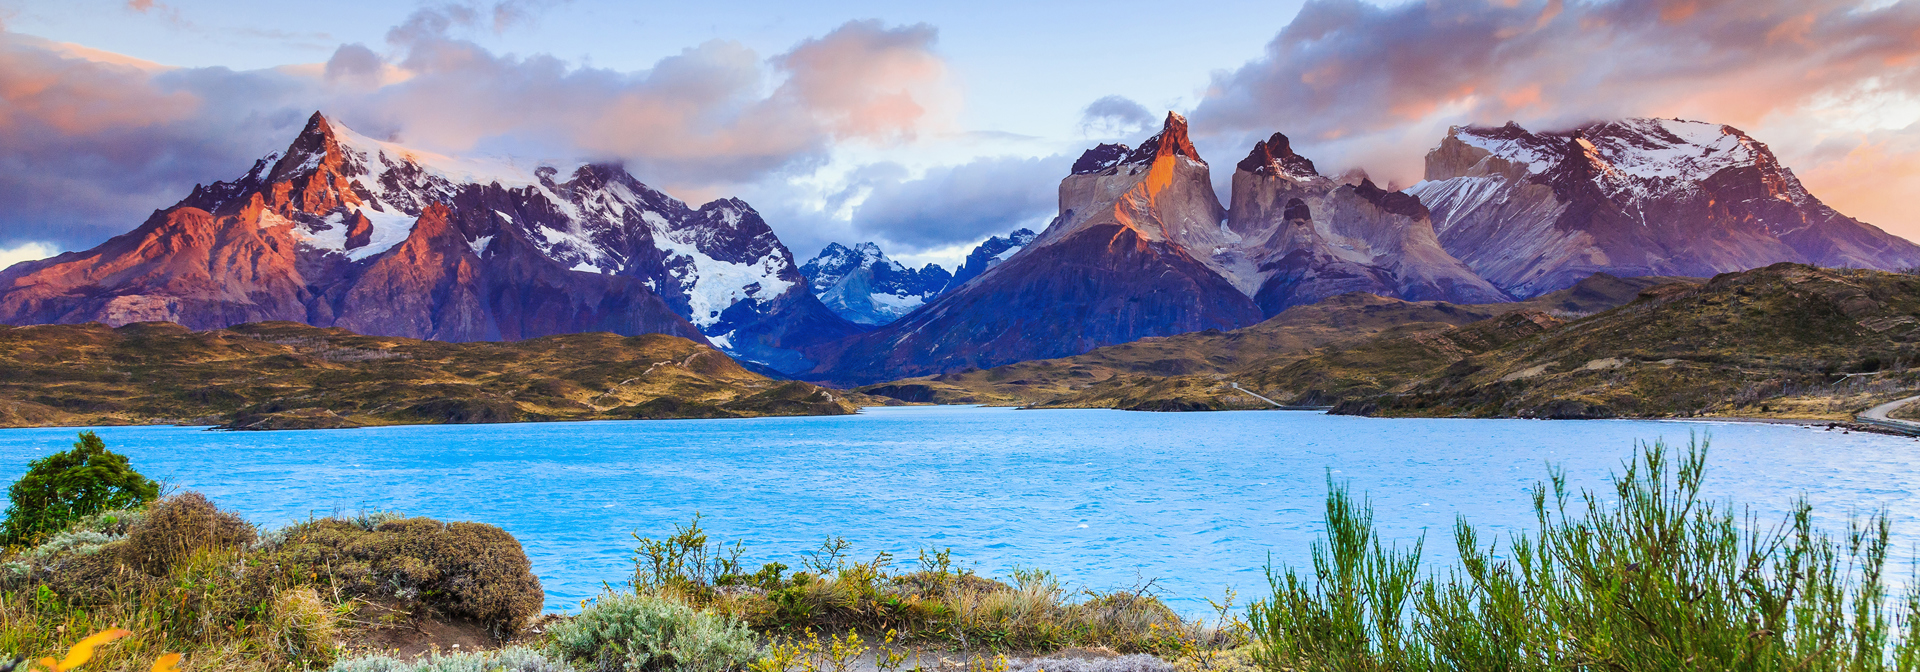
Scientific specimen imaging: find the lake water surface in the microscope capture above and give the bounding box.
[1,406,1915,614]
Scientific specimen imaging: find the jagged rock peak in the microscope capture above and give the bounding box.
[1236,132,1318,178]
[1349,178,1430,220]
[1129,112,1202,165]
[1072,144,1133,175]
[1069,111,1203,176]
[265,112,353,183]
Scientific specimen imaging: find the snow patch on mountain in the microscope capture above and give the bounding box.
[658,231,795,327]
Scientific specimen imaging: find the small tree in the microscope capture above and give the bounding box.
[2,431,159,546]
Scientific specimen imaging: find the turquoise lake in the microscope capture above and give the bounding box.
[1,406,1915,614]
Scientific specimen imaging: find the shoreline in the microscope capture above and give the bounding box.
[2,404,1914,433]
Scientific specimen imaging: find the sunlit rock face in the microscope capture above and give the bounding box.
[1408,118,1920,298]
[0,112,861,372]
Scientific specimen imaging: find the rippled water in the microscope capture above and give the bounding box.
[1,407,1915,614]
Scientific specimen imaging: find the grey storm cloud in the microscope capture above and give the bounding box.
[1189,0,1920,185]
[1079,95,1154,138]
[850,154,1070,251]
[0,14,952,253]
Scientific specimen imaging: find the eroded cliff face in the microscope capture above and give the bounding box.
[799,113,1263,385]
[1408,118,1920,298]
[0,112,860,370]
[1226,133,1508,314]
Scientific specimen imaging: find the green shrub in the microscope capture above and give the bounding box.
[262,516,544,640]
[1249,438,1920,671]
[1,431,159,546]
[547,593,759,672]
[328,647,576,672]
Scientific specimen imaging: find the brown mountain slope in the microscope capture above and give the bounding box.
[1034,264,1920,418]
[1344,263,1920,419]
[855,272,1690,406]
[0,321,856,430]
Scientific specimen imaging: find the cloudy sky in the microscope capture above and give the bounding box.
[3,0,1919,270]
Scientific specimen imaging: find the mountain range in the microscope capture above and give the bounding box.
[3,110,1916,390]
[1411,118,1919,297]
[0,113,858,373]
[794,229,1041,326]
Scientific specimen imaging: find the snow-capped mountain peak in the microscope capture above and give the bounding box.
[1441,117,1806,204]
[12,110,859,371]
[1410,116,1919,298]
[798,241,951,326]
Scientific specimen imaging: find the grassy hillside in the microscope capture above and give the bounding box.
[856,273,1690,408]
[1351,263,1920,419]
[0,321,859,429]
[1026,264,1920,420]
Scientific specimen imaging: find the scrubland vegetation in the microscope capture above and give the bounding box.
[9,432,1920,671]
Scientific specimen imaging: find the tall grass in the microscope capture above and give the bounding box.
[1250,438,1920,671]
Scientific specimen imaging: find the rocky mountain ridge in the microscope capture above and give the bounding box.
[799,113,1266,385]
[805,115,1920,384]
[5,111,1917,391]
[0,112,860,373]
[798,242,953,326]
[1408,118,1920,297]
[798,114,1524,384]
[1225,132,1511,313]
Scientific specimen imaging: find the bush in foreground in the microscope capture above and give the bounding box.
[1,432,159,547]
[546,593,758,672]
[1249,438,1920,671]
[3,492,543,670]
[261,516,546,639]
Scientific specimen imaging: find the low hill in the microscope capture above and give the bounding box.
[857,272,1689,406]
[0,321,858,430]
[1027,264,1920,419]
[1346,263,1920,419]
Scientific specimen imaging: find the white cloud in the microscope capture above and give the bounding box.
[0,241,58,271]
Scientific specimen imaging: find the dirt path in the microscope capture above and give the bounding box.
[1857,394,1920,436]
